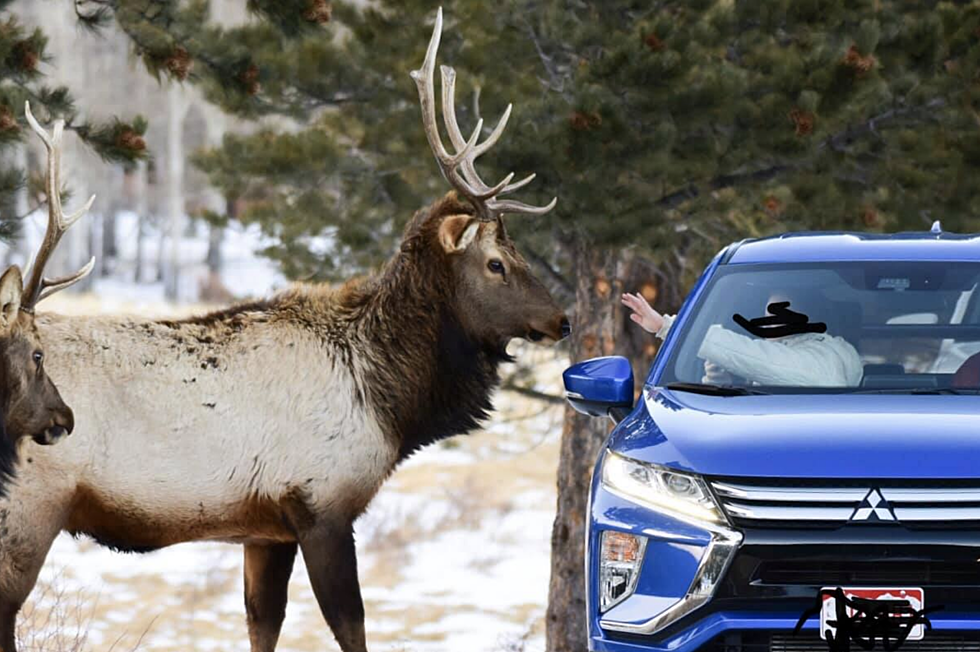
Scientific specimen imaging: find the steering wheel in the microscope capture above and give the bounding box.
[952,352,980,388]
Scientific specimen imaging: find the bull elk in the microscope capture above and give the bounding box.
[0,10,567,652]
[0,103,90,496]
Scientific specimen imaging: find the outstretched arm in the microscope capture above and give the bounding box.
[622,293,674,339]
[698,325,849,386]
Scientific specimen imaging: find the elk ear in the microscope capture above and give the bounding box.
[0,266,23,332]
[438,214,480,254]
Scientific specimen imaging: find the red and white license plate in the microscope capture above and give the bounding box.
[820,587,925,642]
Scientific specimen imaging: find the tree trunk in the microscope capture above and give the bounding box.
[102,207,117,274]
[545,241,683,651]
[164,85,185,301]
[134,161,148,284]
[205,223,224,273]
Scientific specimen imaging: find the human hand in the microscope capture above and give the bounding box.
[621,292,664,334]
[702,361,734,385]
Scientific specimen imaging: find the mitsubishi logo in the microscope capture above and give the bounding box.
[850,489,896,522]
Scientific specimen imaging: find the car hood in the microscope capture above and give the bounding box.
[606,388,980,479]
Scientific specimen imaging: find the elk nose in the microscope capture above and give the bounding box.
[44,425,68,442]
[560,317,572,339]
[55,407,74,435]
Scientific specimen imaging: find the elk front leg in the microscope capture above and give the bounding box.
[244,542,297,652]
[0,599,19,652]
[297,522,368,652]
[0,502,64,652]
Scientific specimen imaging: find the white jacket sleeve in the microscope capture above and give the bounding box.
[696,325,858,387]
[655,314,675,340]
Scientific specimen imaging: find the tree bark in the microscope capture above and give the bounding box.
[102,205,118,274]
[545,241,683,651]
[134,161,148,284]
[206,223,224,273]
[164,85,185,301]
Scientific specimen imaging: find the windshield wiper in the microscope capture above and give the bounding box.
[666,382,769,397]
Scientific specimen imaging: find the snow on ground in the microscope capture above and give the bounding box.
[20,288,568,651]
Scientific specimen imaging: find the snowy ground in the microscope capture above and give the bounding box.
[18,292,567,652]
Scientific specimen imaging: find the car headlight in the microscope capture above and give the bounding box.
[601,450,724,525]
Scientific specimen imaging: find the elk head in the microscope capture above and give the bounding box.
[410,8,569,346]
[0,264,74,451]
[0,102,94,460]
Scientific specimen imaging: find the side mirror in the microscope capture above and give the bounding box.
[563,356,635,424]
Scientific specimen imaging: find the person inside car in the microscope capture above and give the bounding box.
[622,291,863,387]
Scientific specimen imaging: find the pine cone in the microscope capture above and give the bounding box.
[644,33,666,52]
[570,111,591,131]
[13,40,37,72]
[303,0,332,24]
[569,111,602,131]
[239,64,261,96]
[842,45,876,75]
[165,46,193,81]
[763,195,783,217]
[788,108,815,137]
[0,106,17,132]
[862,206,882,228]
[117,128,146,153]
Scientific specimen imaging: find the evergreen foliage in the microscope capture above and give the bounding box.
[0,0,147,241]
[186,1,980,286]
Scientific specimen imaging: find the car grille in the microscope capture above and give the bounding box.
[711,479,980,528]
[702,632,980,651]
[756,560,980,587]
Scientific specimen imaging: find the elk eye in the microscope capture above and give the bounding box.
[33,350,43,366]
[487,259,505,275]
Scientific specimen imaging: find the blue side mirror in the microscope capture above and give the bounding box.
[563,356,635,423]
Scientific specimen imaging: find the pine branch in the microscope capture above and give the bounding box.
[500,376,564,405]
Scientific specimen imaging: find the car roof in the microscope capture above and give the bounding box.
[726,228,980,264]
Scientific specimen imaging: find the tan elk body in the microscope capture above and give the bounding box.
[0,10,568,652]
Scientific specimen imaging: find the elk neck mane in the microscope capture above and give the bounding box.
[160,193,510,463]
[0,414,11,498]
[345,193,513,461]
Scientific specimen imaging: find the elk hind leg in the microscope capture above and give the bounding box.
[298,522,368,652]
[244,542,297,652]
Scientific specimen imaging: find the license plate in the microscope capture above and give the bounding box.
[820,587,925,642]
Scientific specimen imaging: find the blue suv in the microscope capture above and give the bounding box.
[566,229,980,652]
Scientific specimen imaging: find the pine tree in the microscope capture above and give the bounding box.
[0,0,147,242]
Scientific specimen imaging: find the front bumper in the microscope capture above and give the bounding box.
[589,481,980,652]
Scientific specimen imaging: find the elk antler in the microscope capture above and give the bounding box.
[22,102,96,310]
[410,7,557,221]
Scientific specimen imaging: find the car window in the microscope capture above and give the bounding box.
[661,262,980,393]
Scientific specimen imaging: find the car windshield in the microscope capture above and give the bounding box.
[661,261,980,394]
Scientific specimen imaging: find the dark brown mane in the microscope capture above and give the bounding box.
[0,413,12,498]
[347,192,508,461]
[157,297,279,330]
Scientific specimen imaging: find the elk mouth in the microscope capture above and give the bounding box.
[526,317,570,343]
[527,329,548,343]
